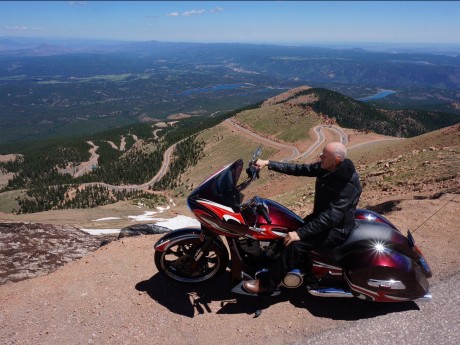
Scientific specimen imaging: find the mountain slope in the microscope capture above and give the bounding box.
[280,88,460,137]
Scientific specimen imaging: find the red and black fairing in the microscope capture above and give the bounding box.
[241,198,304,240]
[187,160,248,237]
[187,159,305,240]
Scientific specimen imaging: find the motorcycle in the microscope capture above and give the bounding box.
[154,148,432,303]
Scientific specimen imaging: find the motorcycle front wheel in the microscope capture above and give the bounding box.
[154,236,229,283]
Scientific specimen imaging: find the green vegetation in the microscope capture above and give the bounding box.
[153,135,205,190]
[15,184,158,214]
[0,103,261,213]
[1,84,458,214]
[289,88,460,137]
[236,104,321,142]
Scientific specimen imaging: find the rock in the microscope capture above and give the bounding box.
[118,224,171,239]
[0,222,107,285]
[367,170,386,177]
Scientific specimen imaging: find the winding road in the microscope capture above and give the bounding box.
[78,119,401,192]
[225,119,349,162]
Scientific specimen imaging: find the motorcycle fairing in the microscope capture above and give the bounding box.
[191,203,248,237]
[242,198,305,240]
[188,159,244,212]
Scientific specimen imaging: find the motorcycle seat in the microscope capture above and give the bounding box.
[315,220,398,262]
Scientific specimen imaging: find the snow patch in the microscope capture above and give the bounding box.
[128,211,158,221]
[154,215,200,230]
[92,217,122,222]
[81,215,199,235]
[81,228,122,235]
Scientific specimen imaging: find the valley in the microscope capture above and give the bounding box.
[1,40,460,148]
[0,83,459,345]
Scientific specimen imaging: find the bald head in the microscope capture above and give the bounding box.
[326,142,347,161]
[320,142,347,171]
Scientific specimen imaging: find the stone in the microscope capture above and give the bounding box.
[118,224,171,239]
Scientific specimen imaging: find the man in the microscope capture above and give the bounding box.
[243,142,362,294]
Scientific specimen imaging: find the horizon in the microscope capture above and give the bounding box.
[1,1,459,46]
[2,35,460,56]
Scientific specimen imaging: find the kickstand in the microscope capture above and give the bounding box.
[253,295,273,318]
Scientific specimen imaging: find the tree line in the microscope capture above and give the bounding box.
[14,184,161,214]
[288,88,460,137]
[0,103,269,214]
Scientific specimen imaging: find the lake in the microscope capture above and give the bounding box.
[357,90,397,102]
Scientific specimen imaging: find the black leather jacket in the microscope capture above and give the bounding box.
[268,158,362,245]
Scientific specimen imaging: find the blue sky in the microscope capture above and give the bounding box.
[1,1,459,45]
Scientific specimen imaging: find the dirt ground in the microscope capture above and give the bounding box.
[0,191,458,345]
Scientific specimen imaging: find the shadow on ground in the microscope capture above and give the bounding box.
[135,272,419,319]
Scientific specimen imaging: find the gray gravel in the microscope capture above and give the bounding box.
[291,272,460,345]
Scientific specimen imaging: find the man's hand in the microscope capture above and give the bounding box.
[284,231,301,246]
[255,159,269,169]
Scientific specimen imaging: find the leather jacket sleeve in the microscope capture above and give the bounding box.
[268,161,321,177]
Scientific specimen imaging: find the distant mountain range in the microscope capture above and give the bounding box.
[1,37,459,90]
[0,37,459,147]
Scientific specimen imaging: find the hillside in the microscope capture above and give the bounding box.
[1,86,460,344]
[1,119,459,344]
[1,86,459,216]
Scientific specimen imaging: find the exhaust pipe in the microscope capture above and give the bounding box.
[308,287,353,298]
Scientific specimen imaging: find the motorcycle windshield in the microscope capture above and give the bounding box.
[189,159,244,211]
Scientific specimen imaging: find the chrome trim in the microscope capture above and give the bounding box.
[416,293,432,302]
[367,279,406,290]
[249,226,265,233]
[308,287,353,298]
[281,269,303,288]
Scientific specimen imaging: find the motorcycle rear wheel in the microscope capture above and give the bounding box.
[154,236,229,283]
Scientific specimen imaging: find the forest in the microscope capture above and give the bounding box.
[1,87,459,214]
[0,105,249,214]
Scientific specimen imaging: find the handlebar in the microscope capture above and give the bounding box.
[246,146,262,180]
[237,147,263,192]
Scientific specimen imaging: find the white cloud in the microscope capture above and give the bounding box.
[6,25,44,31]
[167,7,221,18]
[210,6,224,14]
[68,1,88,5]
[183,9,205,17]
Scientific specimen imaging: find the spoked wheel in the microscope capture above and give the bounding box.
[154,236,228,283]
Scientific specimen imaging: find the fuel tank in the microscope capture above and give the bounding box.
[242,199,305,240]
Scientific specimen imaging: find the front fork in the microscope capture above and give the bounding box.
[194,230,218,262]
